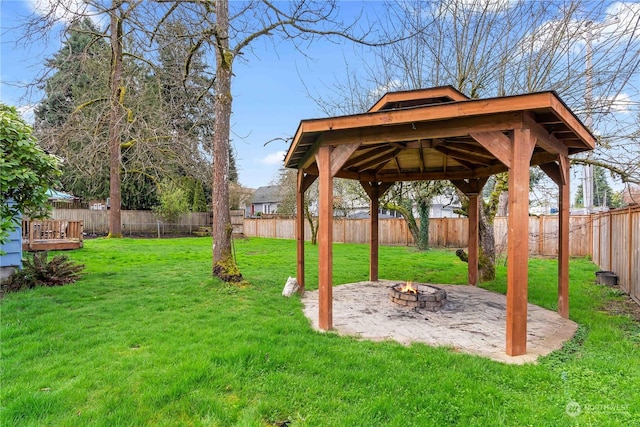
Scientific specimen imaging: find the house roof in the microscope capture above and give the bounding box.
[284,86,596,182]
[46,189,76,200]
[623,184,640,205]
[251,185,282,204]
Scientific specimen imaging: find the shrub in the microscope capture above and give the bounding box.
[1,251,85,294]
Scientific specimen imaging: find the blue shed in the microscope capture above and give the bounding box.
[1,212,23,281]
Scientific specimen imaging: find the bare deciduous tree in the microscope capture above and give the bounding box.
[319,0,639,280]
[169,0,381,281]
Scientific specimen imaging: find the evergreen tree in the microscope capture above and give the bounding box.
[575,166,623,209]
[33,18,221,210]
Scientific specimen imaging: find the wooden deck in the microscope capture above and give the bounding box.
[22,219,83,251]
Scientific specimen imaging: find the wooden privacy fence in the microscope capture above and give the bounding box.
[590,206,640,304]
[493,215,591,257]
[243,218,470,247]
[244,216,592,256]
[51,209,210,235]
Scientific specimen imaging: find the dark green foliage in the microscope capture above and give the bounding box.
[543,325,589,366]
[0,104,61,246]
[35,18,107,128]
[190,180,208,212]
[33,18,219,210]
[575,166,624,209]
[416,198,430,251]
[1,251,85,294]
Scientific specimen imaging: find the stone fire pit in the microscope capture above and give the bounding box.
[388,282,447,311]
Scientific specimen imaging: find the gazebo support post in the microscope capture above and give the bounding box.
[451,178,487,287]
[506,128,536,356]
[539,157,571,318]
[296,169,306,292]
[361,181,394,283]
[558,156,570,318]
[467,194,479,286]
[369,183,380,281]
[316,146,333,330]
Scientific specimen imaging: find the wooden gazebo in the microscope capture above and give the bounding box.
[284,86,595,356]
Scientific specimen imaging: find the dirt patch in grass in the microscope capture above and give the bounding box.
[600,286,640,323]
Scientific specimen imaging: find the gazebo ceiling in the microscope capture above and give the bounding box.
[284,86,596,182]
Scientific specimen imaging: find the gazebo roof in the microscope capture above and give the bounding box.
[284,86,595,181]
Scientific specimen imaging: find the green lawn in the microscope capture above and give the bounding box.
[1,237,638,426]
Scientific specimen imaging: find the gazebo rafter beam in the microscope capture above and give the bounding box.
[343,146,396,169]
[434,145,495,166]
[446,141,495,158]
[356,148,402,173]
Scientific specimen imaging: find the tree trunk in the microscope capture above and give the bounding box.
[108,1,123,238]
[384,200,420,247]
[305,204,318,245]
[497,191,508,217]
[211,0,241,282]
[416,198,430,251]
[479,202,496,281]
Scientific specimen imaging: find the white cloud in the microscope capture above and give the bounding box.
[27,0,90,23]
[435,0,516,17]
[26,0,104,28]
[456,0,515,13]
[600,2,640,41]
[259,151,286,166]
[599,92,634,114]
[519,2,640,55]
[16,104,36,124]
[368,79,403,101]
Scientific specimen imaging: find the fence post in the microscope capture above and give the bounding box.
[608,212,613,270]
[596,214,601,265]
[443,217,448,248]
[629,207,633,293]
[28,219,34,251]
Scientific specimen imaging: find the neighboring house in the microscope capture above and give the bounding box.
[623,184,640,206]
[249,185,283,216]
[345,195,461,219]
[429,195,463,218]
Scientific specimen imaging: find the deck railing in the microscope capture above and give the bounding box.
[21,219,83,251]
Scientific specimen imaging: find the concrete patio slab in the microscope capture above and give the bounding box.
[301,280,578,364]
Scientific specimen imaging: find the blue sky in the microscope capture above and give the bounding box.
[0,0,371,189]
[2,1,638,197]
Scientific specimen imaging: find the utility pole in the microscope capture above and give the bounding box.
[583,20,594,213]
